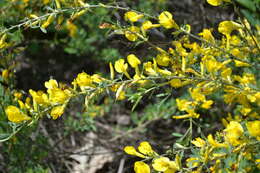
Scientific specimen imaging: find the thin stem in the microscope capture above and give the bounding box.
[0,4,155,35]
[180,29,254,66]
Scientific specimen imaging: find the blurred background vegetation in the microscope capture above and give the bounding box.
[1,0,257,172]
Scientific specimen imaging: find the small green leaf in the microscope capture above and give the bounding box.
[172,132,183,137]
[236,0,256,11]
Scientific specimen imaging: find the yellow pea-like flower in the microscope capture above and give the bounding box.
[125,26,140,41]
[142,20,160,30]
[48,88,70,104]
[152,157,179,173]
[224,121,244,146]
[14,92,23,100]
[29,89,49,105]
[109,62,115,80]
[1,69,9,79]
[218,21,242,37]
[0,34,8,49]
[74,72,94,88]
[186,157,200,167]
[170,79,182,88]
[124,11,143,22]
[201,100,214,109]
[115,84,125,100]
[138,141,157,156]
[156,53,170,67]
[55,0,61,9]
[246,121,260,140]
[198,29,215,43]
[114,59,128,73]
[134,161,150,173]
[50,106,64,120]
[124,146,146,158]
[41,14,55,29]
[144,61,157,76]
[191,137,206,148]
[158,11,179,29]
[45,79,58,89]
[207,134,228,148]
[127,54,141,68]
[5,106,31,123]
[66,20,77,37]
[207,0,231,6]
[190,88,206,102]
[234,60,251,67]
[114,59,131,79]
[42,0,50,5]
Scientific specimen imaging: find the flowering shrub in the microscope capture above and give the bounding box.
[0,0,259,172]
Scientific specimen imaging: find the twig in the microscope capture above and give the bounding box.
[117,157,126,173]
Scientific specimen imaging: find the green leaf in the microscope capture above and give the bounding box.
[64,47,78,54]
[172,132,183,137]
[236,0,256,11]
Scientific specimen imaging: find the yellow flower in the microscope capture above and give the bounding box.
[74,72,94,88]
[133,74,148,85]
[156,53,171,66]
[42,0,50,4]
[138,141,157,156]
[115,59,131,79]
[29,89,49,105]
[142,20,160,30]
[50,106,64,120]
[45,79,58,89]
[246,121,260,140]
[5,106,31,123]
[172,41,188,56]
[13,92,23,100]
[234,60,251,67]
[47,88,71,105]
[124,11,143,22]
[207,134,228,148]
[127,54,141,68]
[66,20,77,37]
[176,98,192,111]
[41,14,55,29]
[114,59,128,73]
[203,56,222,73]
[134,161,150,173]
[158,11,179,29]
[144,61,157,76]
[91,74,104,84]
[218,21,242,37]
[1,69,9,79]
[186,157,199,168]
[198,29,215,43]
[191,137,206,147]
[115,84,126,100]
[207,0,231,6]
[169,79,182,88]
[190,88,206,102]
[224,121,244,146]
[152,157,179,173]
[109,62,115,80]
[125,26,140,41]
[201,100,214,109]
[124,146,146,158]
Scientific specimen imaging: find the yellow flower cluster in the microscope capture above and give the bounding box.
[2,2,259,172]
[187,120,260,172]
[124,141,180,173]
[123,11,179,41]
